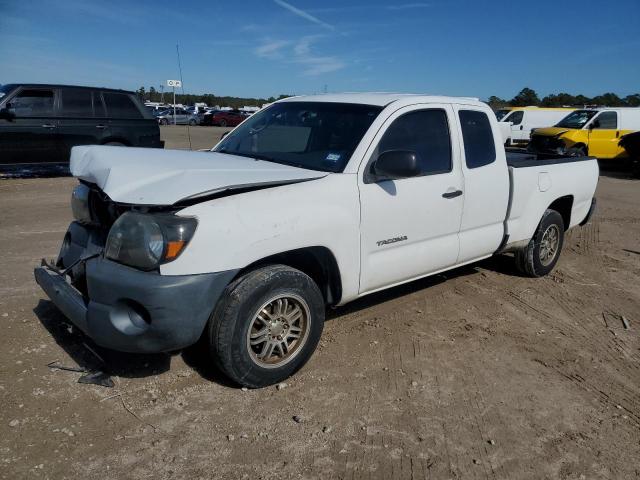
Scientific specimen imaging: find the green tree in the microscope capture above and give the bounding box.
[590,92,624,107]
[136,86,146,99]
[148,86,157,102]
[510,87,540,106]
[541,93,578,107]
[624,94,640,107]
[487,96,508,110]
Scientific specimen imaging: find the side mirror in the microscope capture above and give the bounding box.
[368,150,420,183]
[589,120,599,130]
[220,131,230,139]
[0,106,15,121]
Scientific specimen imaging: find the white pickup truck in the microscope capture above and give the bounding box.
[35,93,599,387]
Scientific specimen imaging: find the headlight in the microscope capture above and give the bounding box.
[105,212,197,271]
[71,184,92,224]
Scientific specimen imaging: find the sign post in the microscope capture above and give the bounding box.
[166,80,182,125]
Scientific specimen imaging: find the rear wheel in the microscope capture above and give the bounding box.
[160,118,168,126]
[515,209,565,277]
[219,119,227,127]
[207,265,325,388]
[189,119,197,126]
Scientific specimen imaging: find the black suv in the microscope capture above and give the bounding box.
[0,84,163,165]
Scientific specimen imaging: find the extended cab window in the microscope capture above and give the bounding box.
[459,110,496,169]
[592,111,617,129]
[8,89,55,117]
[505,110,523,125]
[102,93,143,119]
[61,88,93,117]
[377,109,452,176]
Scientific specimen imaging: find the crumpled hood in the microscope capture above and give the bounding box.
[70,145,327,205]
[532,127,571,137]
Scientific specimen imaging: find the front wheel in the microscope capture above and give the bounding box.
[566,145,587,157]
[207,265,325,388]
[189,119,197,126]
[159,118,168,126]
[515,209,565,277]
[219,119,227,127]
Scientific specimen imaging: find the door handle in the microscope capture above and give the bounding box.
[442,189,463,199]
[41,124,56,129]
[519,125,524,130]
[96,124,107,129]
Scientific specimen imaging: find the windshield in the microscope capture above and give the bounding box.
[0,84,16,100]
[495,109,510,121]
[555,110,597,129]
[213,101,382,173]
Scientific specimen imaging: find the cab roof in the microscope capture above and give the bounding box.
[279,92,485,108]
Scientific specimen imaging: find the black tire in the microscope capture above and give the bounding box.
[566,145,587,157]
[189,119,197,126]
[515,209,565,277]
[104,141,125,146]
[160,118,169,126]
[219,119,227,127]
[207,265,325,388]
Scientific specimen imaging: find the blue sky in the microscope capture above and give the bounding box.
[1,0,639,100]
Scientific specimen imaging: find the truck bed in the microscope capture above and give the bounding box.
[504,152,599,248]
[506,151,596,168]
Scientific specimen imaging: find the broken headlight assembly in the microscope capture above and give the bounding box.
[71,183,92,224]
[105,212,197,271]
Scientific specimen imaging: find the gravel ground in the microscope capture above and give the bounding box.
[0,151,638,479]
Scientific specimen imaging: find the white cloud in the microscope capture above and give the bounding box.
[253,35,345,77]
[255,40,291,59]
[273,0,335,30]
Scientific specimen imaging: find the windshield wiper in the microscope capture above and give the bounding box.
[217,149,276,162]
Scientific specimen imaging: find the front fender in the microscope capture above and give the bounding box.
[161,174,361,302]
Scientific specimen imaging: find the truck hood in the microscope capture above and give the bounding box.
[532,127,571,137]
[70,145,328,205]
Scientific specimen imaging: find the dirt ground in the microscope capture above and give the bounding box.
[0,142,638,479]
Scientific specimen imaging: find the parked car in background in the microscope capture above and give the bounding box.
[199,109,222,126]
[619,130,640,177]
[0,83,162,164]
[35,93,598,387]
[155,108,199,126]
[207,110,245,127]
[494,107,515,121]
[529,108,640,159]
[500,107,575,146]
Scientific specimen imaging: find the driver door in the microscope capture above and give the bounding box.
[0,87,62,164]
[358,105,464,294]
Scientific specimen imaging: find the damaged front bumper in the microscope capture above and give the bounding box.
[35,222,237,353]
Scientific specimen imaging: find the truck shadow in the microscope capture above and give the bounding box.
[33,299,171,379]
[326,253,521,320]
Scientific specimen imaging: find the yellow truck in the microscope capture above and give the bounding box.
[529,108,640,159]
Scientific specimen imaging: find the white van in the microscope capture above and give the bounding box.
[500,107,576,146]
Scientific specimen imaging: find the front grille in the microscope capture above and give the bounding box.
[529,135,564,154]
[88,188,126,230]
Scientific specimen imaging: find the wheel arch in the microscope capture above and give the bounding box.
[547,195,574,230]
[233,246,343,306]
[100,137,131,146]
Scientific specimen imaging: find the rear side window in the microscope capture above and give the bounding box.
[593,111,617,129]
[505,110,523,125]
[61,88,93,117]
[9,89,55,117]
[377,109,452,176]
[102,93,143,119]
[459,110,496,169]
